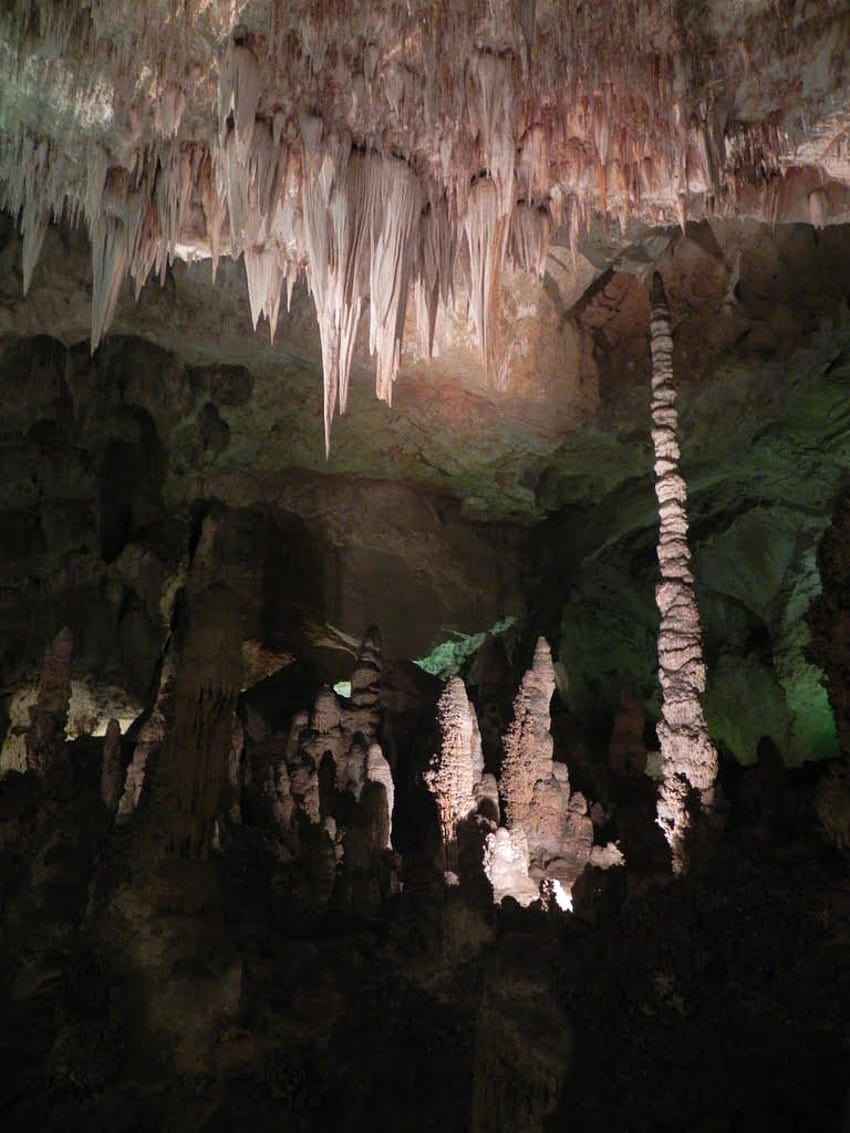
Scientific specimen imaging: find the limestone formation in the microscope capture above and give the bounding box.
[348,625,383,743]
[142,582,243,862]
[264,631,397,869]
[100,718,124,822]
[117,649,178,822]
[609,687,648,776]
[265,745,296,836]
[2,4,848,451]
[485,636,623,907]
[366,743,394,851]
[649,272,718,873]
[500,637,557,830]
[25,626,73,784]
[482,827,539,908]
[425,675,487,872]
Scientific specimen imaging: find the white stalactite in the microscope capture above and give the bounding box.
[649,271,718,874]
[0,0,841,444]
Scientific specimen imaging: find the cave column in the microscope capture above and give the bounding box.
[649,271,718,872]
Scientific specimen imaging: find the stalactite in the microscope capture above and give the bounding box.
[1,0,845,444]
[299,117,355,454]
[368,155,422,406]
[809,187,828,229]
[649,271,718,874]
[463,177,509,381]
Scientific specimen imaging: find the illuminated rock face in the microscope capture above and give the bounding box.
[649,272,718,873]
[425,675,488,873]
[479,637,622,906]
[1,4,849,450]
[500,637,557,831]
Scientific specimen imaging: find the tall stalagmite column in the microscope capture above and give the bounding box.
[649,272,717,872]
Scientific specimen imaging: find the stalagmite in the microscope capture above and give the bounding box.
[25,626,73,783]
[118,649,178,821]
[500,637,556,830]
[482,827,539,907]
[100,718,124,822]
[225,716,244,825]
[348,625,383,743]
[366,743,394,851]
[144,582,243,861]
[649,271,718,873]
[485,636,622,906]
[425,675,486,873]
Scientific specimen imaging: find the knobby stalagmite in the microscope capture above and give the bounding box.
[425,675,488,875]
[649,271,718,872]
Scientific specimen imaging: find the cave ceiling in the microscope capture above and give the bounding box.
[2,3,850,745]
[0,1,849,467]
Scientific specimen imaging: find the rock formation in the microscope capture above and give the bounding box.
[425,675,488,874]
[609,687,648,776]
[117,648,178,822]
[1,5,849,1126]
[808,483,850,757]
[348,625,383,743]
[24,626,73,786]
[99,717,124,823]
[2,4,848,451]
[245,627,398,920]
[649,271,718,873]
[500,637,557,830]
[482,636,623,908]
[482,826,540,908]
[141,580,243,863]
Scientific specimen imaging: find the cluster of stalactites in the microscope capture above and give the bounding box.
[2,1,845,448]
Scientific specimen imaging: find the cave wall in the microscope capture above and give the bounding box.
[0,329,526,761]
[531,221,850,766]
